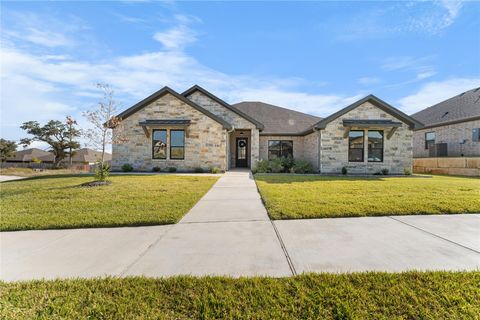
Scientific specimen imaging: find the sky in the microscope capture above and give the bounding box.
[1,0,479,150]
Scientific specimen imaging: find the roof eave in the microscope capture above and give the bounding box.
[413,115,480,131]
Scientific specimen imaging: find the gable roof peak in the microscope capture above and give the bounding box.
[313,94,423,130]
[182,85,264,130]
[114,86,232,130]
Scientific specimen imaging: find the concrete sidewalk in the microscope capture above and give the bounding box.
[0,175,26,182]
[1,170,479,281]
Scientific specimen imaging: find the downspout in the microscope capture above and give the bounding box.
[226,126,235,170]
[313,127,321,173]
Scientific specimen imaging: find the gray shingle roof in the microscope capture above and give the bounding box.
[232,101,322,135]
[64,148,112,163]
[7,148,55,162]
[410,87,480,128]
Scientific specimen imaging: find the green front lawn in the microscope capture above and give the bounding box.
[255,175,480,219]
[1,272,478,319]
[0,175,218,231]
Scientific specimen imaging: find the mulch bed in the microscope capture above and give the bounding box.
[79,181,112,187]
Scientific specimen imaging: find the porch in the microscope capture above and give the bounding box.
[227,129,259,170]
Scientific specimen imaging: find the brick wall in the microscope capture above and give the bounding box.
[413,119,480,157]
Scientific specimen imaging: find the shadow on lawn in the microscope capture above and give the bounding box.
[0,173,163,183]
[254,174,442,184]
[254,174,389,184]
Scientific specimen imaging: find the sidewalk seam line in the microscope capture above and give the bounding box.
[270,220,297,276]
[119,225,175,276]
[252,176,297,276]
[388,216,480,255]
[180,219,268,224]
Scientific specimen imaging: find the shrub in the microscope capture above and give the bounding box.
[269,158,284,173]
[168,167,177,173]
[280,155,295,172]
[254,159,270,173]
[194,167,204,173]
[341,166,347,175]
[121,163,133,172]
[95,160,110,181]
[210,167,221,174]
[404,167,412,175]
[152,166,161,172]
[291,159,314,174]
[381,168,389,175]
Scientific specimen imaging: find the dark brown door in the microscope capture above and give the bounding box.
[236,138,248,168]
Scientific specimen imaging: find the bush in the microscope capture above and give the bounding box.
[254,159,270,173]
[210,167,221,174]
[341,166,347,175]
[168,167,177,173]
[152,166,161,172]
[121,163,133,172]
[280,155,295,173]
[95,160,110,181]
[194,167,204,173]
[291,159,314,174]
[404,167,412,175]
[269,158,284,173]
[381,168,389,175]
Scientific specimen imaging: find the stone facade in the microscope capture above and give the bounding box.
[112,88,415,174]
[112,93,227,171]
[319,102,413,174]
[413,119,480,157]
[186,91,260,168]
[303,131,320,171]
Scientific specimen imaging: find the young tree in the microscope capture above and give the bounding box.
[66,116,78,166]
[0,139,17,162]
[20,120,81,167]
[83,83,125,164]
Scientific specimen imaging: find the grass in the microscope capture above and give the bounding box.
[255,174,480,219]
[0,167,88,177]
[1,272,478,319]
[0,175,218,231]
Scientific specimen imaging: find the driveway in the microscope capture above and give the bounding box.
[1,170,479,280]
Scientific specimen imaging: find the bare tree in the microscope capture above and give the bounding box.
[82,83,125,164]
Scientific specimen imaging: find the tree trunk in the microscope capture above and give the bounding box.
[101,129,106,164]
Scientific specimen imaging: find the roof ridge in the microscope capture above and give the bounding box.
[233,101,322,119]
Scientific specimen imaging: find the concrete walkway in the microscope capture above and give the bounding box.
[1,170,479,280]
[0,175,26,182]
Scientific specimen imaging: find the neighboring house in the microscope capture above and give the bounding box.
[112,85,422,174]
[3,148,111,167]
[4,148,55,164]
[62,148,112,165]
[411,87,480,157]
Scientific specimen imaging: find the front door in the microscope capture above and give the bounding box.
[235,138,248,168]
